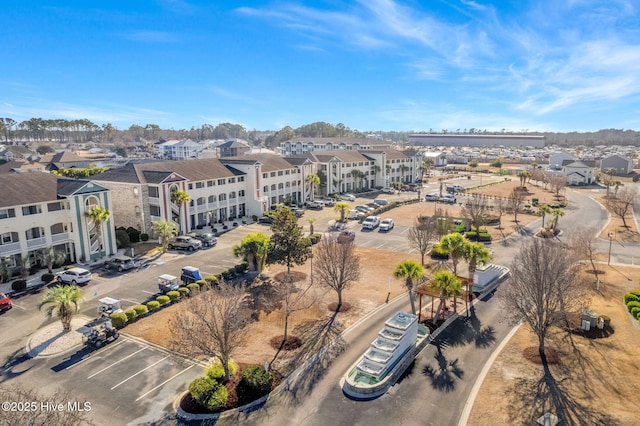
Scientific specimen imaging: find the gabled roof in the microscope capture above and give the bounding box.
[222,153,296,172]
[0,145,33,156]
[219,139,250,148]
[562,160,596,168]
[304,150,373,163]
[57,179,109,196]
[602,154,631,162]
[0,172,102,208]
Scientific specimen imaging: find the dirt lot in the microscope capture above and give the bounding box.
[467,265,640,426]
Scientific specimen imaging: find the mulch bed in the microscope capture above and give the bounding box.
[523,347,561,365]
[563,312,615,339]
[273,271,307,283]
[269,335,302,350]
[327,302,352,312]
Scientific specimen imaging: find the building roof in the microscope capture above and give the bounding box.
[221,153,297,172]
[219,139,250,148]
[0,172,96,208]
[562,160,596,167]
[0,145,33,156]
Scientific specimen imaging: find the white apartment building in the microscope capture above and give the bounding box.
[154,139,202,160]
[280,137,392,157]
[0,172,117,272]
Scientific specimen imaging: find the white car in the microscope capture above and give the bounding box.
[340,193,356,202]
[379,218,395,232]
[362,215,381,230]
[425,193,439,201]
[56,267,92,285]
[374,198,389,206]
[381,187,395,194]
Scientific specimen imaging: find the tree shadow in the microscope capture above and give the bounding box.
[275,312,346,405]
[0,349,33,383]
[429,305,496,350]
[421,344,464,393]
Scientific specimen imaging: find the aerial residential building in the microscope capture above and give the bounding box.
[548,152,575,170]
[0,172,117,271]
[38,150,91,170]
[280,137,392,157]
[218,139,251,157]
[600,154,634,175]
[154,139,202,160]
[562,160,596,185]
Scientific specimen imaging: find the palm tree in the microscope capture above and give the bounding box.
[439,233,468,276]
[307,218,316,235]
[462,242,491,311]
[371,164,381,185]
[152,220,178,253]
[38,285,83,332]
[613,180,623,197]
[233,232,270,272]
[170,188,190,228]
[537,204,552,229]
[334,202,350,222]
[517,171,530,188]
[393,260,424,315]
[39,246,67,273]
[399,164,409,183]
[550,208,565,231]
[86,206,111,256]
[305,174,320,200]
[429,270,462,323]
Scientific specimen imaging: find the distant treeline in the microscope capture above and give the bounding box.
[1,117,639,147]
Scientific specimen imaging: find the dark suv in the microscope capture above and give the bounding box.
[187,232,218,247]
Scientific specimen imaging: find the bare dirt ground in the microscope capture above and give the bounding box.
[467,265,640,426]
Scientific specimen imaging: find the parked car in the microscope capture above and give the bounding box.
[379,218,395,232]
[337,229,355,243]
[56,267,92,285]
[0,292,12,312]
[438,195,457,204]
[374,198,389,206]
[381,187,395,194]
[320,198,336,207]
[105,255,136,272]
[258,215,274,224]
[425,193,439,201]
[180,266,202,285]
[348,209,362,220]
[340,193,356,201]
[294,208,305,218]
[367,202,381,210]
[307,201,324,210]
[362,215,381,230]
[168,236,202,251]
[355,205,374,213]
[187,232,218,247]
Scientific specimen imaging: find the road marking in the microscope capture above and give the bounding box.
[141,290,156,295]
[10,303,26,310]
[135,364,196,401]
[110,356,169,390]
[121,298,139,304]
[87,347,147,378]
[65,339,127,370]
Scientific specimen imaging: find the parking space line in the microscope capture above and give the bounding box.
[135,364,196,401]
[141,290,156,295]
[87,347,147,378]
[10,303,26,310]
[110,356,169,390]
[65,339,127,370]
[121,298,140,304]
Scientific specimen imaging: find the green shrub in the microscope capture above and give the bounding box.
[110,312,128,328]
[166,290,181,302]
[465,231,477,239]
[187,283,200,294]
[241,365,274,393]
[156,295,170,306]
[124,309,138,321]
[630,290,640,298]
[626,301,640,313]
[41,273,55,283]
[430,244,449,260]
[204,275,218,287]
[146,300,160,311]
[115,229,131,249]
[11,280,26,291]
[623,293,639,304]
[222,270,236,281]
[140,233,149,242]
[631,307,640,319]
[133,304,148,316]
[178,287,190,298]
[478,232,492,242]
[126,227,141,243]
[206,384,228,412]
[206,360,238,380]
[189,377,219,407]
[234,263,248,274]
[309,233,322,245]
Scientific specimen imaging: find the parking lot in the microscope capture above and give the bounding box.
[47,334,202,423]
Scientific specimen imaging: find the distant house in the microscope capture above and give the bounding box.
[218,139,251,157]
[0,145,35,162]
[548,152,575,170]
[39,151,91,171]
[600,154,633,175]
[423,151,446,167]
[562,160,596,185]
[154,139,202,160]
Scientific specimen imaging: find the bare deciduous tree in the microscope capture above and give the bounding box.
[549,174,567,199]
[460,193,489,232]
[499,238,588,364]
[407,217,437,265]
[507,188,526,223]
[568,226,603,290]
[0,384,94,425]
[313,236,361,310]
[606,186,638,228]
[169,282,250,382]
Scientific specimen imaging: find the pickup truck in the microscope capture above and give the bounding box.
[362,215,381,230]
[168,236,202,251]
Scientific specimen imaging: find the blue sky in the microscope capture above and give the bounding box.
[2,1,640,132]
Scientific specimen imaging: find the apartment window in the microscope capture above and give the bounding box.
[285,170,290,175]
[207,180,214,187]
[195,182,204,189]
[208,195,216,203]
[263,186,269,193]
[219,194,226,201]
[270,172,276,177]
[262,173,268,179]
[47,201,66,212]
[229,192,236,199]
[278,183,284,189]
[229,178,235,184]
[197,197,205,205]
[278,171,283,176]
[218,179,225,185]
[148,186,159,197]
[238,176,245,182]
[150,205,161,216]
[1,232,18,244]
[22,205,42,216]
[0,208,15,219]
[238,190,245,197]
[188,183,193,190]
[271,184,276,191]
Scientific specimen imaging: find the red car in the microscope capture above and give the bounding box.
[0,292,13,312]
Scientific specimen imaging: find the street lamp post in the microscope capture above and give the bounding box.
[608,232,614,265]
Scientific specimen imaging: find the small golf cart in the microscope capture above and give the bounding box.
[79,317,119,348]
[158,274,179,294]
[180,266,202,285]
[97,297,123,317]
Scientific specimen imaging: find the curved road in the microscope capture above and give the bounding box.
[215,187,632,426]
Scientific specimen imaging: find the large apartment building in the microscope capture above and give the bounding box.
[0,172,117,271]
[280,137,392,157]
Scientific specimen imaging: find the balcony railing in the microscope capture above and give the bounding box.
[26,236,46,249]
[0,241,21,256]
[51,232,71,244]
